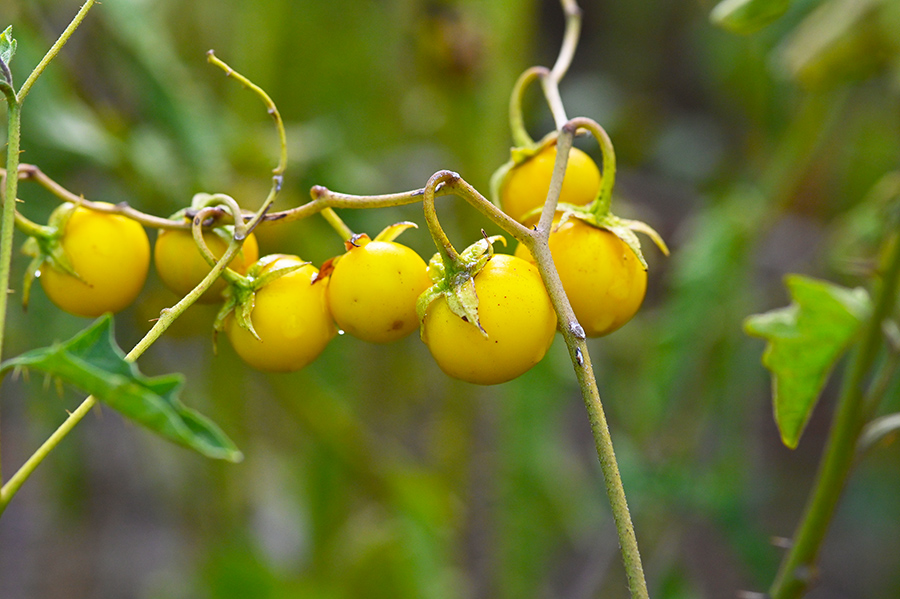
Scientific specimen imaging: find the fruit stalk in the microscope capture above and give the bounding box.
[523,124,649,599]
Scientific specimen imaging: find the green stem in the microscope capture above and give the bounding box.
[16,0,96,104]
[128,236,248,359]
[189,206,244,287]
[320,207,355,242]
[207,50,287,178]
[13,209,54,238]
[10,163,185,229]
[529,125,648,599]
[769,233,900,599]
[0,97,21,487]
[0,393,96,513]
[0,103,21,369]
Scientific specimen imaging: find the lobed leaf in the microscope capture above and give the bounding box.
[0,315,242,462]
[744,275,871,448]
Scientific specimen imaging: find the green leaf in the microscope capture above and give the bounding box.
[0,315,242,462]
[0,25,16,65]
[744,275,871,448]
[710,0,791,34]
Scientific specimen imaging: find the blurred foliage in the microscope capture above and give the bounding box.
[1,0,900,598]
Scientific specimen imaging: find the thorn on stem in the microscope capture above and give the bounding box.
[570,322,586,340]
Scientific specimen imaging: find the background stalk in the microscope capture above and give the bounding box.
[769,233,900,598]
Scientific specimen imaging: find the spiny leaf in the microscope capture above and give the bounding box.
[744,275,871,449]
[0,315,242,462]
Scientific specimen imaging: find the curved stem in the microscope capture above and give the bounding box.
[568,117,616,214]
[207,51,287,178]
[507,0,582,144]
[13,209,54,239]
[550,0,583,82]
[189,207,226,267]
[509,67,546,148]
[206,52,285,231]
[769,233,900,599]
[422,171,463,268]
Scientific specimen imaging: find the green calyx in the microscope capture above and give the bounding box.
[489,132,559,208]
[19,202,81,310]
[212,254,310,343]
[526,200,669,270]
[416,235,507,338]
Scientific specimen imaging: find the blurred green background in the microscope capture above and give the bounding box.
[1,0,899,597]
